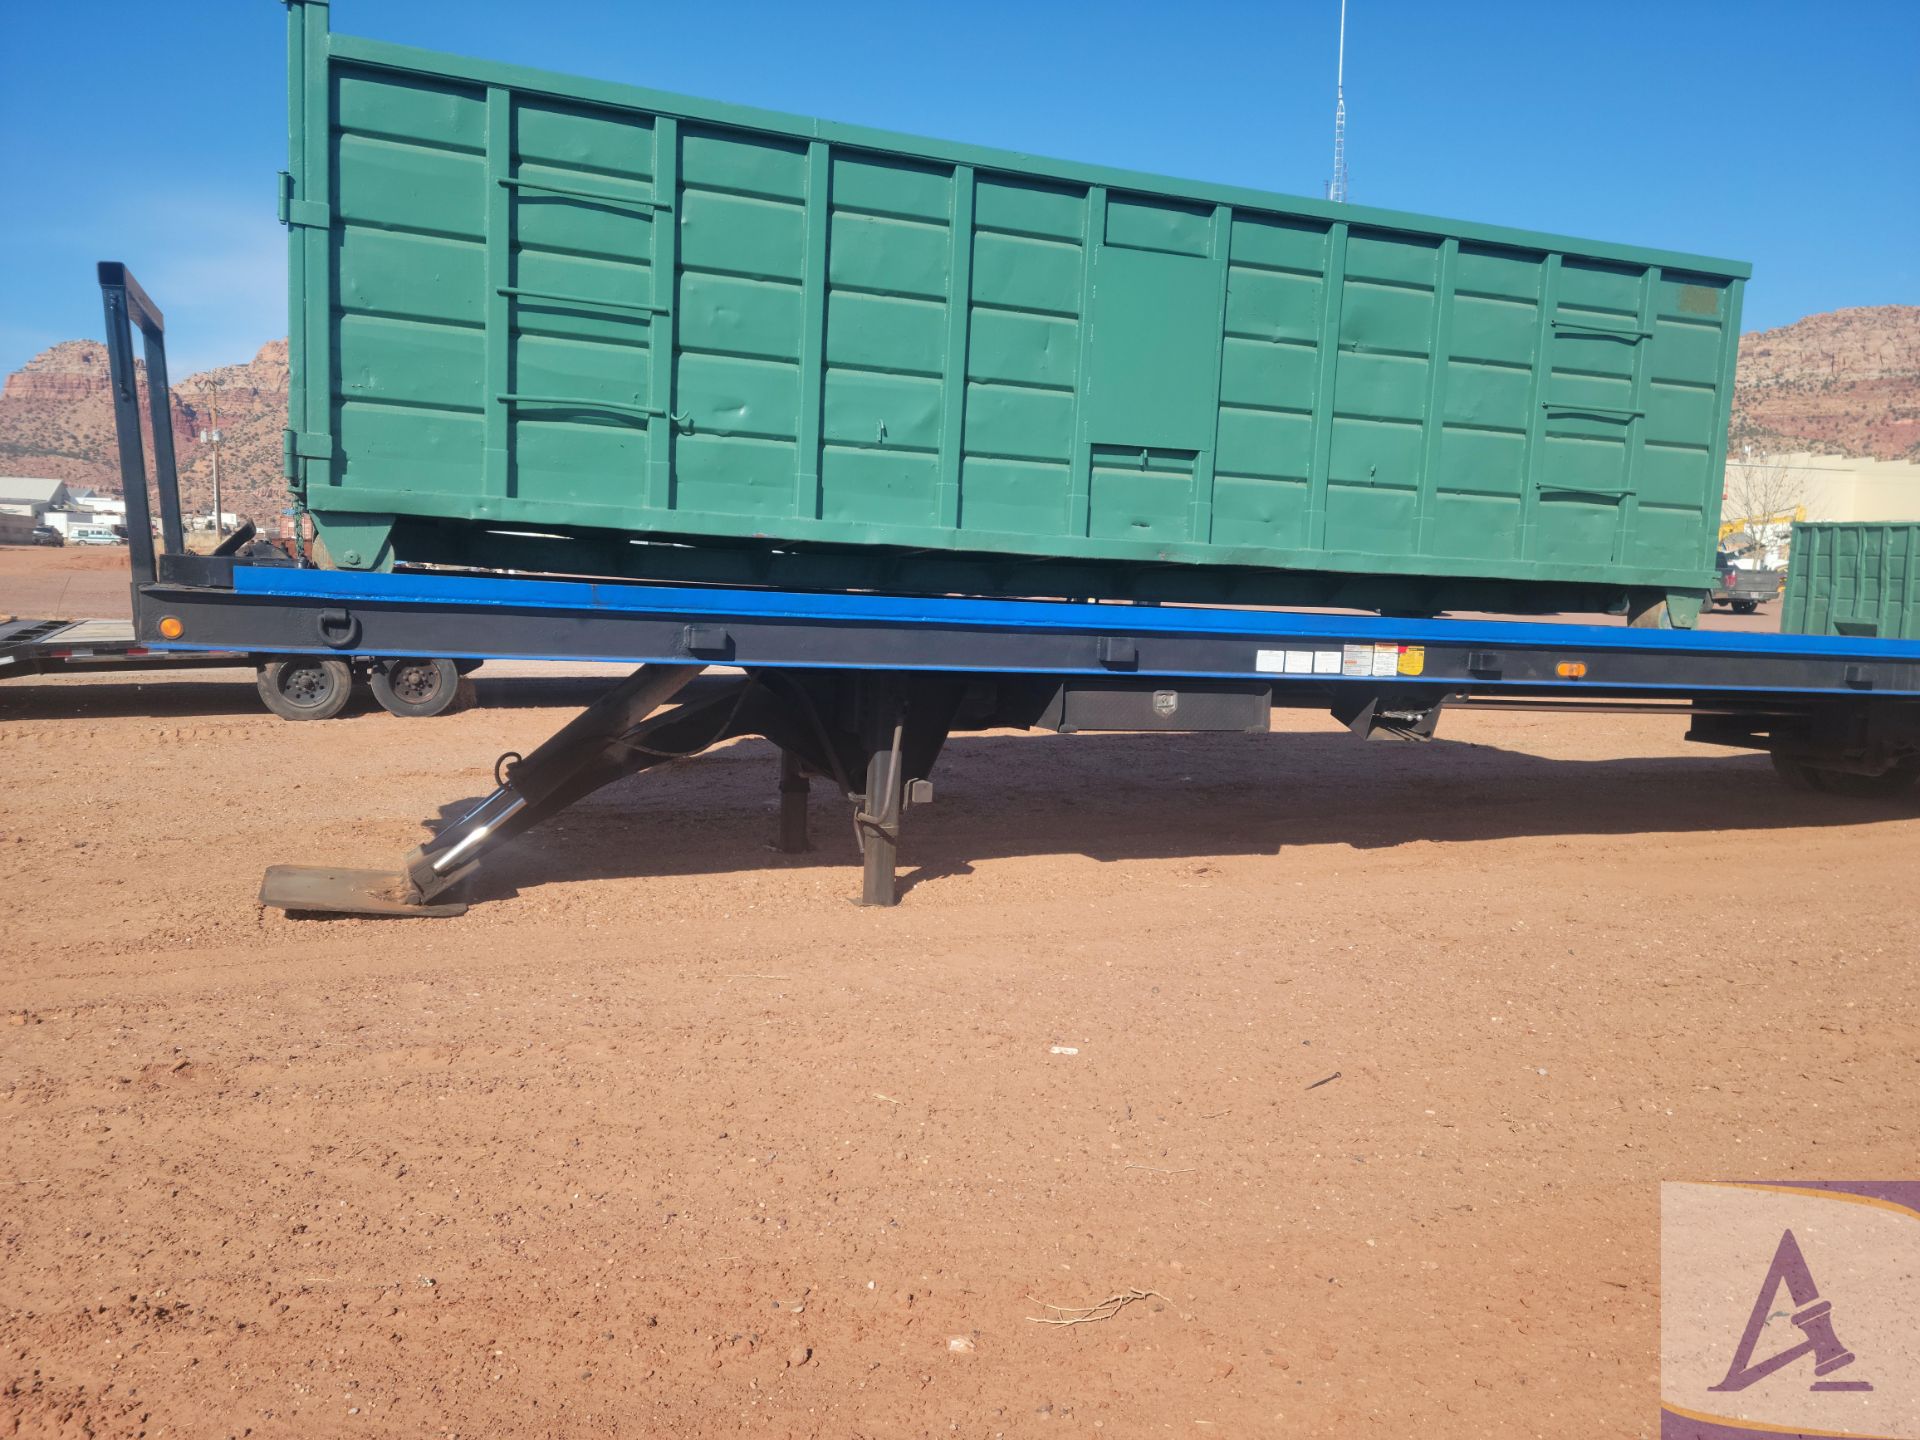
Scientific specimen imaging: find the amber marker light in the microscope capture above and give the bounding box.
[1555,661,1588,679]
[158,616,185,639]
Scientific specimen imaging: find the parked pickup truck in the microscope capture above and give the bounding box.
[1708,552,1784,613]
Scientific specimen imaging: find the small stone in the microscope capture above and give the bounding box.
[894,1290,914,1308]
[947,1336,975,1354]
[1212,1361,1235,1379]
[787,1345,811,1368]
[7,1013,27,1026]
[1112,1340,1129,1354]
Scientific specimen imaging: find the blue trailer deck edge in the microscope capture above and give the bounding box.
[204,567,1920,663]
[112,566,1920,698]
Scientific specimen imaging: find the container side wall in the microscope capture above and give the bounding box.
[300,18,1745,608]
[672,123,808,519]
[1783,523,1920,641]
[1211,215,1330,552]
[329,64,490,502]
[958,175,1088,539]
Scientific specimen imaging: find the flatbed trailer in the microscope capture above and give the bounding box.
[96,265,1920,918]
[0,611,477,720]
[0,616,247,680]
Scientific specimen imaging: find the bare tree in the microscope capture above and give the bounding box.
[1720,448,1815,562]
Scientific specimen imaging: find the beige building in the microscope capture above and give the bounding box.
[1734,451,1920,525]
[1718,451,1920,565]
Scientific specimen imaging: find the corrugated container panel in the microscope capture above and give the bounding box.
[1781,522,1920,640]
[285,2,1749,619]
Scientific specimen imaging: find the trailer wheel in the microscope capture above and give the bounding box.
[369,657,464,718]
[256,657,354,722]
[1772,753,1918,798]
[1627,596,1674,629]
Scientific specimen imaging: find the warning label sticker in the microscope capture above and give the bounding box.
[1341,645,1372,678]
[1260,649,1346,676]
[1372,644,1399,677]
[1398,645,1426,676]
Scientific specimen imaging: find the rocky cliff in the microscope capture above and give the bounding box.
[0,340,290,519]
[1731,305,1920,462]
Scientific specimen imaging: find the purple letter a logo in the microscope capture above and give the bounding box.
[1709,1228,1873,1393]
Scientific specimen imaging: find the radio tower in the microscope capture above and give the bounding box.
[1327,0,1350,204]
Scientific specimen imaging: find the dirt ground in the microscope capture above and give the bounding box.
[2,547,1915,1438]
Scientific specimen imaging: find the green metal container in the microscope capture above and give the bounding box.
[1781,522,1920,640]
[284,1,1748,622]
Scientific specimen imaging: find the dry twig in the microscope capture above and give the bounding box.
[1024,1288,1167,1326]
[1123,1162,1196,1175]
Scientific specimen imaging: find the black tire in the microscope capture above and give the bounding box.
[256,657,354,722]
[1627,597,1674,629]
[368,656,464,718]
[1732,600,1758,614]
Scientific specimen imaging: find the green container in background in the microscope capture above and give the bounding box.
[283,1,1749,623]
[1781,522,1920,640]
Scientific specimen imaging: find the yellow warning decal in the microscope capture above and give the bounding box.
[1397,645,1426,676]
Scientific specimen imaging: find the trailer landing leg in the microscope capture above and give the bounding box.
[262,663,715,916]
[259,667,962,918]
[856,697,906,907]
[774,748,812,854]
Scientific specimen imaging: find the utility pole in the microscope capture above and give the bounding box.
[1327,0,1350,204]
[198,375,225,537]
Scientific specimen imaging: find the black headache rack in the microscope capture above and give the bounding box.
[98,265,1920,919]
[99,262,281,592]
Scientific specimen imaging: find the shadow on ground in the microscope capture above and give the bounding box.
[374,728,1914,910]
[0,672,618,721]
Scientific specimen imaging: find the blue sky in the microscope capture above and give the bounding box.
[2,0,1914,376]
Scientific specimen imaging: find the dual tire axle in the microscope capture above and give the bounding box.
[254,655,469,721]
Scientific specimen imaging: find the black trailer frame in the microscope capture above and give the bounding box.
[0,617,248,680]
[92,264,1920,917]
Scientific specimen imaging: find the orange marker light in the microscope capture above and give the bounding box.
[158,616,185,639]
[1555,661,1587,679]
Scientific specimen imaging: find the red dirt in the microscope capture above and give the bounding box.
[0,545,137,622]
[2,550,1915,1438]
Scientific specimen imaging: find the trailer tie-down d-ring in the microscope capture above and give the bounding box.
[258,664,959,918]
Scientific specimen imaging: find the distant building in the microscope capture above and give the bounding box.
[1741,452,1920,525]
[0,476,77,519]
[78,495,128,521]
